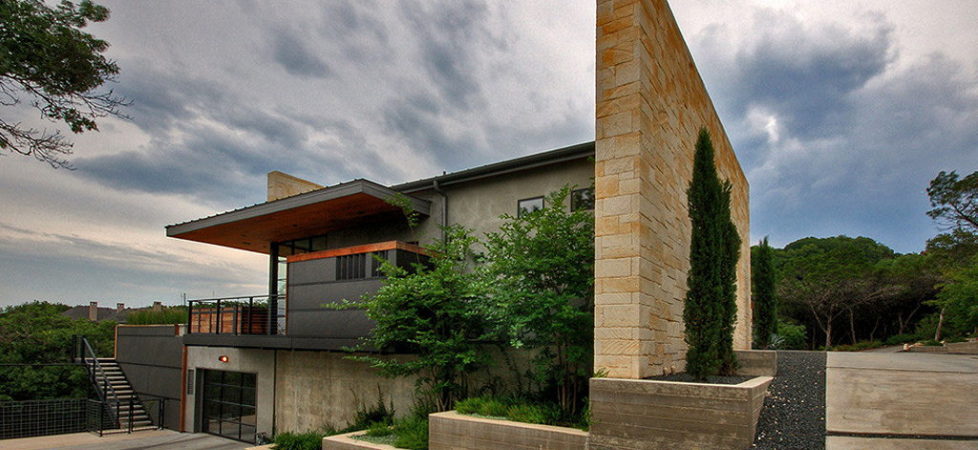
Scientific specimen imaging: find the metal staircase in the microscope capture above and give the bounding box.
[77,337,156,433]
[91,358,153,430]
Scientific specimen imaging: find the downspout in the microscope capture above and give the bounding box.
[432,179,448,241]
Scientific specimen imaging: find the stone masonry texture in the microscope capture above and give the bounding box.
[594,0,751,379]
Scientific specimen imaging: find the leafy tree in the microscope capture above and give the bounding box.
[481,187,594,415]
[0,301,114,400]
[876,254,940,336]
[0,0,128,168]
[930,258,978,339]
[927,171,978,233]
[683,128,740,379]
[926,230,978,270]
[346,225,488,412]
[776,236,897,347]
[752,238,778,348]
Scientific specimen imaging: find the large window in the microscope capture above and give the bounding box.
[517,196,544,217]
[202,370,257,443]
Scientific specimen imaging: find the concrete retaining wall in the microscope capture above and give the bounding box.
[589,376,772,449]
[734,350,777,377]
[429,411,588,450]
[946,341,978,354]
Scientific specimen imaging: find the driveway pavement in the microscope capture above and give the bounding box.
[825,351,978,449]
[0,430,250,450]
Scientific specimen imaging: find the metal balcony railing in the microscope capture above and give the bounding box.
[186,295,283,335]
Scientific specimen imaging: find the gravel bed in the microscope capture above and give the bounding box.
[753,351,826,449]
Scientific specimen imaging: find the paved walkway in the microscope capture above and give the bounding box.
[826,351,978,449]
[0,430,249,450]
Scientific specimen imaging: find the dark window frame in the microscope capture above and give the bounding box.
[517,196,545,217]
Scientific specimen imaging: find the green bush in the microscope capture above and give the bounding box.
[884,333,920,346]
[273,431,324,450]
[391,416,428,450]
[456,396,508,418]
[770,320,807,350]
[921,339,943,346]
[945,336,968,343]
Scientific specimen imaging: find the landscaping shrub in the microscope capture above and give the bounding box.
[126,306,187,325]
[770,320,807,350]
[752,238,778,349]
[273,431,325,450]
[831,340,882,352]
[921,339,943,346]
[945,336,968,343]
[455,395,585,430]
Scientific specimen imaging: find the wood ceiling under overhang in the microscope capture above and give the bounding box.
[165,180,430,254]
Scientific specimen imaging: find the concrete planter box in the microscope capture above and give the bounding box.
[322,430,400,450]
[589,375,773,450]
[429,411,588,450]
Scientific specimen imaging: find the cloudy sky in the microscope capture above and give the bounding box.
[1,1,976,307]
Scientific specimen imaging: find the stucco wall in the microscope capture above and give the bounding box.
[115,325,183,430]
[273,350,418,433]
[323,157,593,250]
[184,346,276,438]
[594,0,751,379]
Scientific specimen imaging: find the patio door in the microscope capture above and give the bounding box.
[201,370,257,443]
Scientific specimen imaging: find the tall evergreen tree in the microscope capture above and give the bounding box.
[752,237,778,349]
[683,128,740,379]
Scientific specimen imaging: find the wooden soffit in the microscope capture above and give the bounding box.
[166,180,430,254]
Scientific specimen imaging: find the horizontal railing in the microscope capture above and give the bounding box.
[187,295,282,335]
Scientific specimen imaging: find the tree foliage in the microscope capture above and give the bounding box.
[0,301,114,401]
[0,0,127,168]
[927,170,978,233]
[351,225,488,412]
[683,128,740,379]
[752,238,777,348]
[481,187,594,415]
[776,236,897,347]
[931,258,978,338]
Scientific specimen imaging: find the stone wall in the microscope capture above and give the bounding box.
[594,0,751,379]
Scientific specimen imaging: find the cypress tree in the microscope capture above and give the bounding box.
[683,128,740,379]
[752,237,778,349]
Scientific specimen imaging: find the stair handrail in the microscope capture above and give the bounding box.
[78,336,123,428]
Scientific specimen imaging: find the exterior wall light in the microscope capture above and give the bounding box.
[218,355,229,363]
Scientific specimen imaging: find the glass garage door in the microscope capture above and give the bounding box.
[202,370,257,443]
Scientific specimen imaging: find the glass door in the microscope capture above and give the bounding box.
[201,370,257,443]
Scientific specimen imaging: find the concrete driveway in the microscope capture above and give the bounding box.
[826,351,978,449]
[0,430,251,450]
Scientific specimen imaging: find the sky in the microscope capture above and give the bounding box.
[1,0,976,307]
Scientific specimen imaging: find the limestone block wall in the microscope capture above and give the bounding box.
[594,0,751,379]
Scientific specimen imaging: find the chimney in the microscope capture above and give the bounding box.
[88,301,98,321]
[152,301,163,312]
[116,303,125,313]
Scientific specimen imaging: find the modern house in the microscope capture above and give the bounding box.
[112,142,595,443]
[108,1,755,447]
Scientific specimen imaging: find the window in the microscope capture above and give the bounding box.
[336,253,367,280]
[517,196,544,217]
[201,370,258,443]
[571,187,595,211]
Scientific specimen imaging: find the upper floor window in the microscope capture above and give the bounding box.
[517,197,544,217]
[571,187,595,211]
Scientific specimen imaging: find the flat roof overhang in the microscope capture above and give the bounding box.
[165,179,431,254]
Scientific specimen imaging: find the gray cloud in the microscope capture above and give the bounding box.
[693,11,978,252]
[271,27,333,79]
